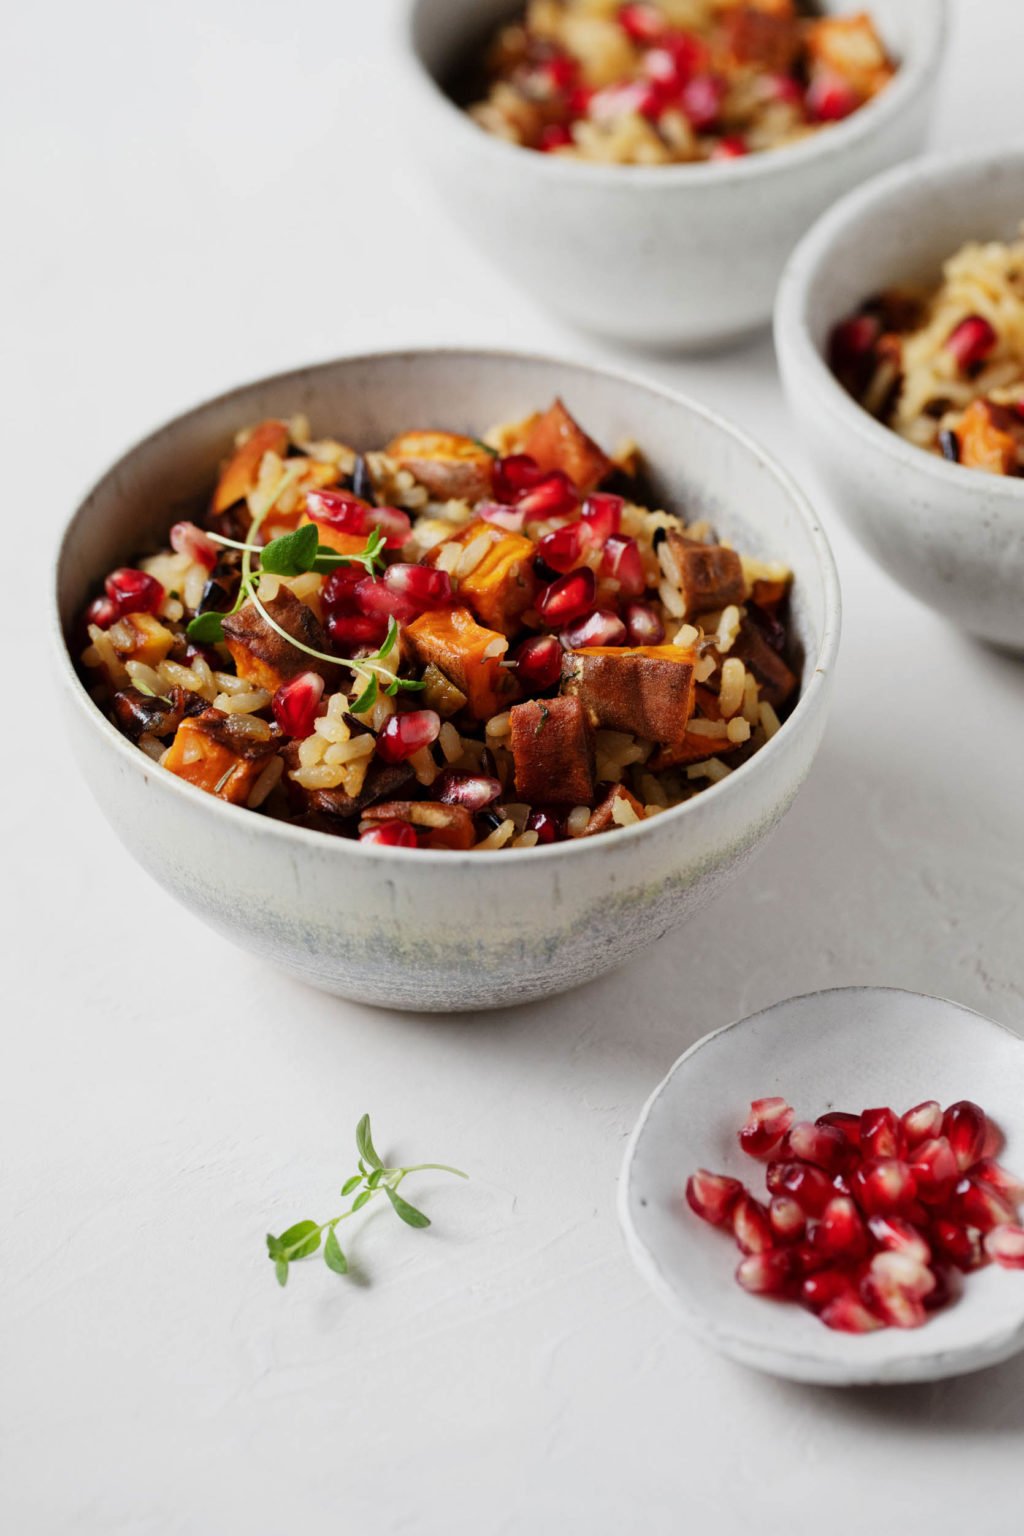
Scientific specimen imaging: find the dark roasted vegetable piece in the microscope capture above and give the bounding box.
[163,708,278,803]
[522,399,613,492]
[583,784,647,836]
[111,684,207,742]
[561,643,696,743]
[222,588,341,692]
[663,532,746,620]
[509,696,595,806]
[731,618,797,709]
[284,752,414,820]
[724,6,801,72]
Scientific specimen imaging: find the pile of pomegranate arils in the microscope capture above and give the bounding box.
[686,1097,1024,1333]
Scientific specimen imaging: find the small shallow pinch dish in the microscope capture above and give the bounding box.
[399,0,947,350]
[619,987,1024,1385]
[53,349,838,1013]
[775,147,1024,652]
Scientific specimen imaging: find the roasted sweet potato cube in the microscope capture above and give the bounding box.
[663,532,746,619]
[163,709,277,805]
[427,521,537,635]
[723,6,800,72]
[212,420,289,514]
[298,506,371,559]
[386,431,495,503]
[649,729,744,771]
[583,784,646,836]
[404,607,516,720]
[108,611,175,668]
[957,399,1021,476]
[561,644,696,743]
[731,618,797,709]
[360,800,476,851]
[509,696,595,806]
[222,588,340,692]
[805,13,892,94]
[522,399,613,492]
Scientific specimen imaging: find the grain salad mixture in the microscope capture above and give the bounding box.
[463,2,894,165]
[78,399,798,852]
[830,232,1024,477]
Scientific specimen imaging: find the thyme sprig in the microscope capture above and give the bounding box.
[266,1114,468,1288]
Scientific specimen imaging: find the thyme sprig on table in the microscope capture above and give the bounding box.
[185,517,423,702]
[266,1114,468,1288]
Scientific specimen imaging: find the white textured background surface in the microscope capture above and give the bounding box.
[3,2,1023,1531]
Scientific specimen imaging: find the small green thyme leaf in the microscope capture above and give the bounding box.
[351,1188,373,1212]
[133,678,172,704]
[340,1174,362,1197]
[365,1168,385,1190]
[187,610,226,644]
[374,617,399,665]
[472,438,497,456]
[350,673,378,715]
[386,1188,431,1229]
[323,1228,349,1275]
[259,522,319,576]
[355,1113,383,1170]
[275,1257,290,1287]
[276,1220,321,1261]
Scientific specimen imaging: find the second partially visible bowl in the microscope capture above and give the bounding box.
[399,0,947,350]
[775,147,1024,652]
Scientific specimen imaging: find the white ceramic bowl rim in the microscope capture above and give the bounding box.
[618,984,1024,1374]
[52,345,840,868]
[776,143,1024,513]
[399,0,949,188]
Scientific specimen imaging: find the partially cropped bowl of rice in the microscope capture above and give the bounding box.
[54,350,839,1010]
[400,0,946,347]
[776,148,1024,653]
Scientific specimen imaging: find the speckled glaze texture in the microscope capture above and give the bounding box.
[776,148,1024,652]
[620,987,1024,1386]
[399,0,946,350]
[54,351,839,1011]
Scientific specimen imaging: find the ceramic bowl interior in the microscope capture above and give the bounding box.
[620,987,1024,1386]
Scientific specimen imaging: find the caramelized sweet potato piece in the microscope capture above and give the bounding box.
[222,588,340,692]
[107,612,175,668]
[957,399,1021,476]
[427,521,537,635]
[212,420,289,514]
[663,532,746,619]
[648,729,744,771]
[163,709,277,805]
[561,644,696,743]
[583,784,646,836]
[112,684,206,743]
[522,399,613,492]
[386,431,495,503]
[730,618,797,709]
[804,13,892,95]
[723,6,800,72]
[361,800,476,851]
[509,696,595,806]
[404,607,516,720]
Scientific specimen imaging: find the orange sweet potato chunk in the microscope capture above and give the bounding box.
[522,399,613,492]
[957,399,1020,477]
[562,644,697,743]
[163,712,275,805]
[212,420,289,514]
[386,431,495,503]
[509,696,595,806]
[428,521,538,635]
[222,589,340,692]
[404,607,516,721]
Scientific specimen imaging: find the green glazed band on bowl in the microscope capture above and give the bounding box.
[54,349,840,1012]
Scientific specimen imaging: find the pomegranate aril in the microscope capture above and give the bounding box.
[539,123,573,152]
[438,773,501,812]
[816,1111,862,1149]
[739,1096,795,1158]
[618,3,664,44]
[536,52,577,93]
[536,523,589,575]
[766,1161,834,1217]
[710,135,748,161]
[170,520,219,570]
[307,490,411,549]
[327,611,388,649]
[942,1100,989,1170]
[376,710,441,765]
[680,73,723,129]
[909,1136,959,1205]
[561,609,628,649]
[867,1250,937,1304]
[901,1100,943,1148]
[971,1158,1024,1206]
[931,1219,985,1272]
[952,1176,1017,1233]
[924,1265,954,1312]
[515,635,564,691]
[85,594,120,629]
[732,1193,774,1255]
[806,70,861,123]
[763,72,802,107]
[600,534,645,597]
[817,1196,868,1260]
[769,1196,806,1244]
[477,501,527,533]
[580,493,623,547]
[860,1261,930,1330]
[860,1107,905,1161]
[517,471,579,520]
[791,1239,831,1278]
[736,1250,793,1296]
[383,563,453,612]
[867,1216,931,1265]
[492,454,544,502]
[801,1269,855,1314]
[105,567,164,616]
[360,820,418,849]
[272,672,324,739]
[828,315,881,379]
[537,567,596,624]
[782,1121,849,1174]
[625,601,665,646]
[984,1224,1024,1269]
[685,1169,743,1228]
[821,1293,885,1334]
[322,563,365,613]
[526,808,561,843]
[851,1159,917,1216]
[354,577,420,623]
[946,315,997,370]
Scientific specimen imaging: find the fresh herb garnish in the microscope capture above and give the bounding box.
[133,678,172,704]
[266,1113,467,1288]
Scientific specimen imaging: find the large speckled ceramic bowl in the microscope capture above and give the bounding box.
[53,350,840,1012]
[775,148,1024,652]
[399,0,947,350]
